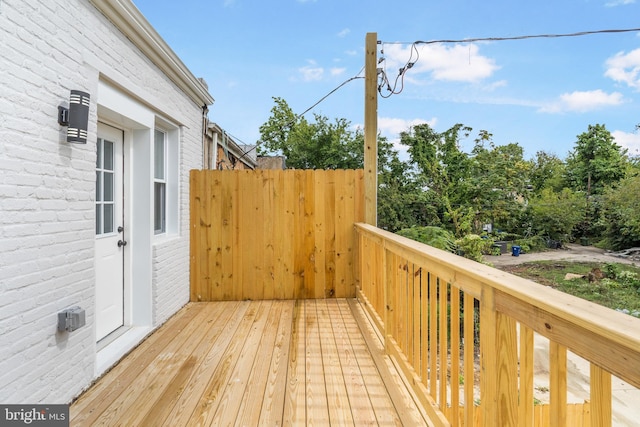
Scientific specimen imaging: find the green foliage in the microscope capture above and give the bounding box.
[565,124,628,196]
[604,263,621,279]
[396,226,456,252]
[526,188,585,242]
[377,138,439,231]
[529,151,566,193]
[455,234,495,262]
[470,140,531,231]
[401,123,475,236]
[258,100,639,251]
[258,97,363,169]
[599,174,640,250]
[506,261,640,314]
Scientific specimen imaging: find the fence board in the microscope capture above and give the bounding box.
[190,169,364,301]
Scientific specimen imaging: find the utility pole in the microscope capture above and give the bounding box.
[364,32,378,226]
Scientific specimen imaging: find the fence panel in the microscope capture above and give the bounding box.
[190,169,364,301]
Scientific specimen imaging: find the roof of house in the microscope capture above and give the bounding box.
[90,0,214,107]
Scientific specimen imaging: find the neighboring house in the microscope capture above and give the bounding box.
[257,155,287,170]
[0,0,214,404]
[205,123,257,170]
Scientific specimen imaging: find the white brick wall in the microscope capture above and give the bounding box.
[0,0,207,403]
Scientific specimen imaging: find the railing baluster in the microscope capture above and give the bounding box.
[450,285,461,426]
[519,324,534,427]
[439,278,448,409]
[413,264,422,375]
[590,363,612,427]
[497,312,518,426]
[550,342,567,426]
[463,293,475,426]
[481,287,497,425]
[429,272,438,401]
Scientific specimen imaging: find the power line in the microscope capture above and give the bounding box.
[235,68,365,164]
[385,27,640,46]
[378,27,640,97]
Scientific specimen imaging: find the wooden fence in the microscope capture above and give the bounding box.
[190,169,364,301]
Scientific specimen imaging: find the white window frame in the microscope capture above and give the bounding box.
[154,128,167,235]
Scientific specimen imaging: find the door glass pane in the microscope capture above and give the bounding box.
[96,204,102,235]
[103,171,113,202]
[103,140,114,171]
[103,204,114,234]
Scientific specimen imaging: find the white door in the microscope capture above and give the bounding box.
[95,123,125,341]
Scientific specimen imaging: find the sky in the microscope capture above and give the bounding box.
[132,0,640,160]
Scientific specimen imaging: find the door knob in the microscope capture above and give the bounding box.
[117,226,124,233]
[117,240,127,247]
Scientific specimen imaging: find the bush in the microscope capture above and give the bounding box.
[396,226,456,252]
[455,234,495,262]
[514,236,548,253]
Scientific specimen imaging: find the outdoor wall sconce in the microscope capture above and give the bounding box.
[58,90,90,144]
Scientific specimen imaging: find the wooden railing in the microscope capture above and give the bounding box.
[355,223,640,426]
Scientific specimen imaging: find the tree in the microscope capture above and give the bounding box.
[377,137,439,231]
[529,151,566,194]
[401,123,474,236]
[599,175,640,250]
[564,124,629,239]
[258,97,363,169]
[565,124,628,196]
[526,188,585,242]
[258,97,429,231]
[469,139,531,233]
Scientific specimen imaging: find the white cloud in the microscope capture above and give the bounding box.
[605,0,635,6]
[378,117,437,138]
[330,67,346,77]
[345,50,358,56]
[382,43,499,83]
[298,60,324,81]
[612,130,640,155]
[351,116,437,159]
[605,48,640,90]
[539,90,624,113]
[380,117,438,158]
[337,28,350,38]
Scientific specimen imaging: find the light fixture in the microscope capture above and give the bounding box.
[58,90,90,144]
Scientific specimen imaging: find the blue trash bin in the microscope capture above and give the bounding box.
[511,245,521,257]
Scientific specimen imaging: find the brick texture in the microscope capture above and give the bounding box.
[0,0,207,403]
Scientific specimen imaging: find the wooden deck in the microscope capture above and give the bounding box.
[70,299,430,426]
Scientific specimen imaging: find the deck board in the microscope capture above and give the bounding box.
[70,299,430,426]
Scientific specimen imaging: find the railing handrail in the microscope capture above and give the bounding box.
[355,222,640,389]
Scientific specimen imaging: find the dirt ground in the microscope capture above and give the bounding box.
[484,243,640,425]
[486,242,639,267]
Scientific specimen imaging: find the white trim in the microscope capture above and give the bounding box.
[96,326,154,376]
[90,0,214,107]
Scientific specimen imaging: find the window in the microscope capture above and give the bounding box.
[154,129,166,234]
[96,138,115,235]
